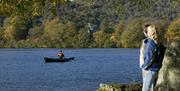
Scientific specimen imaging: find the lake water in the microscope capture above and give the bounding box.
[0,48,142,91]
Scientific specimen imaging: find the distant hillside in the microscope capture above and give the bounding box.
[0,0,179,48]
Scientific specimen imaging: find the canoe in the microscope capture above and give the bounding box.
[44,57,75,63]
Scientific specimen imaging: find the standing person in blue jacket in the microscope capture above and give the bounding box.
[139,24,150,87]
[141,25,165,91]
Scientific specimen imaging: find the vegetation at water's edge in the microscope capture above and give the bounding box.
[0,0,179,48]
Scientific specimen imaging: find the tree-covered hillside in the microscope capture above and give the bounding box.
[0,0,179,48]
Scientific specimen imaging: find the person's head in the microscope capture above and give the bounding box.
[146,24,159,43]
[143,24,150,37]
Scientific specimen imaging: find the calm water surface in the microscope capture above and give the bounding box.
[0,48,142,91]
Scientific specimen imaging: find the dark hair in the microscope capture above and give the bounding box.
[143,24,151,33]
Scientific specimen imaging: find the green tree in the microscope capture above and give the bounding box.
[42,17,78,48]
[121,18,145,48]
[166,19,180,41]
[112,21,124,47]
[78,29,89,48]
[2,17,16,45]
[28,26,44,39]
[93,30,110,48]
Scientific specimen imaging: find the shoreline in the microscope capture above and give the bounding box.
[97,83,142,91]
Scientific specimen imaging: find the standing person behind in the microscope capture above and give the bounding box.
[58,50,64,59]
[139,24,150,85]
[141,25,164,91]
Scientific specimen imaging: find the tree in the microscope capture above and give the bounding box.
[93,30,110,48]
[78,29,89,48]
[0,0,71,17]
[121,18,146,48]
[111,21,124,47]
[166,19,180,41]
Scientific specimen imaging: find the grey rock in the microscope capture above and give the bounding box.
[156,40,180,91]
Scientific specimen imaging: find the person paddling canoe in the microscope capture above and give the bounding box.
[58,50,64,59]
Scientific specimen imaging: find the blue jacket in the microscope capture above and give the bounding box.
[142,38,165,72]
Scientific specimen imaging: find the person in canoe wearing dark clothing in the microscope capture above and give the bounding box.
[58,50,64,59]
